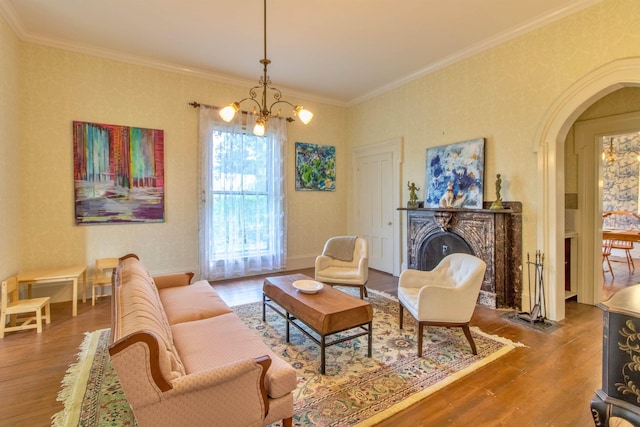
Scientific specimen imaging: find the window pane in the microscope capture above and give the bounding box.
[211,131,269,193]
[209,130,272,257]
[210,193,269,256]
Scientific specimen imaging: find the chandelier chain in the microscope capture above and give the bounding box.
[217,0,313,135]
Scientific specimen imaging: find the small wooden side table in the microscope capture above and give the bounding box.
[17,265,87,317]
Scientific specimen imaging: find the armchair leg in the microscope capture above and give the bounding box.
[461,324,477,355]
[283,417,293,427]
[399,303,404,329]
[357,284,368,299]
[411,321,476,357]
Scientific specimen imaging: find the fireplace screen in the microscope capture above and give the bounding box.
[419,231,473,270]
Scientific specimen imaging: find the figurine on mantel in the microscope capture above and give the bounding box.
[440,182,455,208]
[407,181,420,208]
[490,174,504,210]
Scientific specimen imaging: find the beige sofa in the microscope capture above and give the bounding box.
[108,254,296,427]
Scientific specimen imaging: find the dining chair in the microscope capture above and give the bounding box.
[1,276,51,338]
[92,258,119,305]
[602,240,614,279]
[610,240,635,272]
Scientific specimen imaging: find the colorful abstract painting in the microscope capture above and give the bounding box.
[73,121,165,224]
[425,138,485,209]
[295,142,336,191]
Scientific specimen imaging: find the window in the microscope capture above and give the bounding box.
[210,131,271,256]
[198,108,286,280]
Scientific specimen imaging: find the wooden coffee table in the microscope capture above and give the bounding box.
[263,273,373,374]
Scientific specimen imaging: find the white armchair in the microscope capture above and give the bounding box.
[398,253,486,356]
[315,236,369,299]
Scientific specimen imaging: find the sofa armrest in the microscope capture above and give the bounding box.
[109,332,273,417]
[109,331,173,392]
[169,356,271,417]
[256,355,271,416]
[153,272,195,289]
[131,355,272,427]
[119,253,140,261]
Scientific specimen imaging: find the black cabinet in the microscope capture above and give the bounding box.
[591,285,640,426]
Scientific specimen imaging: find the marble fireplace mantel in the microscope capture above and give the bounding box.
[399,202,522,309]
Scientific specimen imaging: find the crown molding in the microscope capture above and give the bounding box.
[0,0,604,108]
[348,0,605,106]
[0,2,345,108]
[0,1,24,35]
[26,34,346,107]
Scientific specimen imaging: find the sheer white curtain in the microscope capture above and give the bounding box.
[198,106,287,280]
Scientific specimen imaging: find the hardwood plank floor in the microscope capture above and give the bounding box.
[1,264,636,426]
[602,253,640,299]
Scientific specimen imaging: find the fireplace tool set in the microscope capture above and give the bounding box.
[518,251,546,323]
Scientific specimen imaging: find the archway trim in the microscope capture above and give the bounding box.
[535,57,640,320]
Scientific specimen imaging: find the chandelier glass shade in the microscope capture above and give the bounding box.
[219,0,313,135]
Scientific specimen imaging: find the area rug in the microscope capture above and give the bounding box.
[51,328,135,427]
[52,289,521,426]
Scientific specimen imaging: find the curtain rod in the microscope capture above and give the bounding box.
[188,101,294,122]
[188,101,218,110]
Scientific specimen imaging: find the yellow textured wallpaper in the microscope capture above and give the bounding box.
[6,0,640,305]
[0,14,21,280]
[578,87,640,121]
[348,0,640,261]
[15,41,346,296]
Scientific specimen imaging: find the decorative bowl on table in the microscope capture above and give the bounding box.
[292,280,324,294]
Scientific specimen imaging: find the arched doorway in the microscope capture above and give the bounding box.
[535,57,640,321]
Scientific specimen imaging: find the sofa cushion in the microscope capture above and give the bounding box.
[117,257,186,380]
[159,280,233,325]
[171,313,297,399]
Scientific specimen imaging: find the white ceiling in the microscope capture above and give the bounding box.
[0,0,603,106]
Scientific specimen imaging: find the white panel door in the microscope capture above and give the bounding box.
[355,151,395,274]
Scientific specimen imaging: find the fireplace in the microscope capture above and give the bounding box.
[402,202,522,309]
[418,231,473,270]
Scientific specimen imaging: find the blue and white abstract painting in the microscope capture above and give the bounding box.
[602,131,640,230]
[425,138,485,209]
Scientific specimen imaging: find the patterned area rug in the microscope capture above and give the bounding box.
[51,328,135,427]
[52,289,520,426]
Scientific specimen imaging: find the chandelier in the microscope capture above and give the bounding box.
[219,0,313,136]
[603,137,615,164]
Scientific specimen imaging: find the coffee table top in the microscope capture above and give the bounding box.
[263,273,373,335]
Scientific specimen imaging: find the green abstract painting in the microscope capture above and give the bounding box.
[295,142,336,191]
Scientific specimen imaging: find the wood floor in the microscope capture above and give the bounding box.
[602,253,640,299]
[1,263,638,426]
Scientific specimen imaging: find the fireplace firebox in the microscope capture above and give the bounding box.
[419,231,473,271]
[401,202,522,309]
